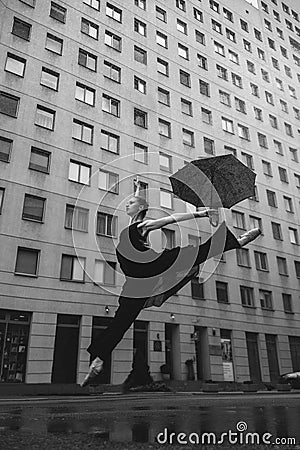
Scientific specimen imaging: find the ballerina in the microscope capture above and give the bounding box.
[81,180,261,387]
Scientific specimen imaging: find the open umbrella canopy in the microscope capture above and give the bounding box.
[169,154,256,209]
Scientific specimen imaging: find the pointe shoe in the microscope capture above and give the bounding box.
[238,228,262,247]
[81,357,104,387]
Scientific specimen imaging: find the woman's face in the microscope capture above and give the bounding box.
[125,197,144,217]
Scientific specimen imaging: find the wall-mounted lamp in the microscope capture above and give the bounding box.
[105,306,110,314]
[170,313,175,321]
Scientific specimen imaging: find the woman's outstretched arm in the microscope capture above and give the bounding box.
[137,209,217,232]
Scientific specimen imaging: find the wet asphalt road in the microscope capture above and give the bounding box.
[0,392,300,449]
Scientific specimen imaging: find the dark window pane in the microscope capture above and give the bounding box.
[15,248,39,275]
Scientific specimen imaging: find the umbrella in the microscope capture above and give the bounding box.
[169,154,256,209]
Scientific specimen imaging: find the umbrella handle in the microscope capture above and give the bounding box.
[208,210,219,228]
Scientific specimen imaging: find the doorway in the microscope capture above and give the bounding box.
[245,332,262,382]
[265,334,280,382]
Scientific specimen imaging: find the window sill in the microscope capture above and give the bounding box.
[96,233,116,238]
[14,272,38,278]
[242,304,256,309]
[100,147,119,155]
[60,279,85,283]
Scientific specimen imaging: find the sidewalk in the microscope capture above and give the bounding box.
[0,380,294,397]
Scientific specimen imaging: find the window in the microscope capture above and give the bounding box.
[96,212,117,236]
[0,92,19,118]
[240,286,254,307]
[60,255,85,282]
[273,10,281,21]
[195,30,205,45]
[105,30,122,51]
[204,137,215,155]
[249,215,263,232]
[272,222,283,240]
[106,3,122,22]
[232,210,245,229]
[191,277,204,300]
[259,290,273,310]
[22,194,45,222]
[247,61,256,74]
[290,228,299,244]
[254,28,262,40]
[289,86,297,98]
[134,76,146,94]
[156,6,166,22]
[277,256,288,275]
[294,107,300,120]
[294,261,300,277]
[284,123,293,137]
[292,10,299,21]
[178,43,189,59]
[276,27,284,38]
[94,260,116,285]
[133,180,148,200]
[103,61,119,82]
[180,70,191,87]
[223,8,233,22]
[157,58,169,76]
[269,114,278,129]
[0,137,12,163]
[158,87,170,106]
[262,1,268,12]
[258,134,268,149]
[219,90,231,106]
[282,294,293,313]
[210,0,219,13]
[182,128,194,147]
[261,69,270,82]
[274,140,283,155]
[265,91,274,105]
[29,147,50,173]
[201,108,212,124]
[134,18,146,36]
[222,117,234,133]
[290,148,298,162]
[265,19,272,31]
[226,28,236,42]
[229,50,239,64]
[162,228,175,249]
[78,49,97,71]
[237,124,250,140]
[241,152,254,170]
[72,119,93,144]
[278,167,288,183]
[176,0,186,11]
[212,19,222,34]
[280,46,288,58]
[236,248,250,267]
[199,79,210,96]
[101,130,119,153]
[158,119,171,138]
[193,8,203,22]
[134,142,148,164]
[65,205,89,231]
[156,31,168,48]
[177,19,187,34]
[216,64,227,79]
[181,98,192,116]
[99,170,119,194]
[232,73,242,88]
[159,152,172,172]
[69,160,91,185]
[240,19,249,32]
[40,67,59,91]
[134,45,147,64]
[250,83,259,97]
[214,41,225,56]
[280,100,288,112]
[216,281,229,303]
[285,19,293,30]
[45,33,63,54]
[12,17,31,40]
[285,65,292,77]
[83,0,100,10]
[15,247,39,276]
[267,189,277,207]
[134,108,147,128]
[254,107,263,121]
[50,2,66,22]
[235,97,246,113]
[284,196,293,212]
[102,94,120,117]
[75,82,95,106]
[35,105,55,130]
[5,53,26,77]
[135,0,146,9]
[81,19,98,40]
[243,39,251,52]
[295,173,300,188]
[254,251,268,271]
[160,189,173,209]
[272,57,280,69]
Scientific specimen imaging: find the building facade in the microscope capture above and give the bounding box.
[0,0,300,385]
